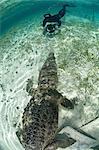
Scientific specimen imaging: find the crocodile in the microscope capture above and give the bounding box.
[16,52,75,150]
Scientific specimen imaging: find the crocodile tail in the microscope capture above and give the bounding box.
[38,52,58,91]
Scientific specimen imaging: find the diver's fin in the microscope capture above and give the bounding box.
[63,3,76,8]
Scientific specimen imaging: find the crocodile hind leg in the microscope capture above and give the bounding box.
[45,133,75,150]
[60,97,75,109]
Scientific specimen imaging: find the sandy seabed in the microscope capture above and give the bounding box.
[0,16,99,150]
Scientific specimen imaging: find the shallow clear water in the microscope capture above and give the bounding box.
[0,0,99,150]
[0,0,99,35]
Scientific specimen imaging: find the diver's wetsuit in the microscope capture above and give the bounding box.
[43,5,67,34]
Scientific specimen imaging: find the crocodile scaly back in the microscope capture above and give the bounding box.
[38,52,58,91]
[16,53,59,150]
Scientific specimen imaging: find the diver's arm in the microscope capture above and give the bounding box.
[43,14,51,27]
[44,14,51,18]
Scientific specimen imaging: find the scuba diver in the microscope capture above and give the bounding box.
[43,4,70,36]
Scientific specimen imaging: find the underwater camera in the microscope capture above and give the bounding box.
[43,22,60,37]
